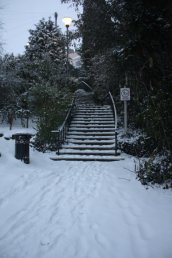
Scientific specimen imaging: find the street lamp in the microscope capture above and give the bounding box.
[62,17,72,78]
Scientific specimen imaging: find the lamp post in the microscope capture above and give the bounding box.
[62,17,72,78]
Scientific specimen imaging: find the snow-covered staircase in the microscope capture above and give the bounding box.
[51,90,123,161]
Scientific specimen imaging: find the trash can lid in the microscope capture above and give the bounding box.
[12,133,34,136]
[12,133,34,139]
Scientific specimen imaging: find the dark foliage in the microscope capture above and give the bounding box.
[119,135,157,158]
[60,0,172,185]
[137,151,172,187]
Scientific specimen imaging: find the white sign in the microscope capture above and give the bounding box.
[120,88,130,101]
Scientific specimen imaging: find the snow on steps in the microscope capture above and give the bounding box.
[70,124,115,128]
[51,99,121,161]
[66,135,115,140]
[73,118,114,121]
[68,128,115,132]
[54,148,122,156]
[70,121,114,126]
[75,112,113,116]
[66,140,115,145]
[50,155,124,162]
[67,132,116,136]
[62,144,115,150]
[74,115,114,119]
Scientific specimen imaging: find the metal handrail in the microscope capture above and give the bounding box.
[80,81,93,92]
[103,91,118,155]
[51,97,76,155]
[108,91,118,130]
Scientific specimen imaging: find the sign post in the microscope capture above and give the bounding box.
[120,87,130,134]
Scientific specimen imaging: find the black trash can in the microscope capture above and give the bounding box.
[0,133,3,157]
[12,133,33,164]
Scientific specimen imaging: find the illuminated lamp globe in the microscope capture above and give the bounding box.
[62,17,73,27]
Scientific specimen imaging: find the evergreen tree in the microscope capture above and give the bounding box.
[0,54,33,127]
[0,54,20,109]
[107,0,172,151]
[26,18,65,64]
[24,17,73,150]
[80,0,115,68]
[25,18,66,83]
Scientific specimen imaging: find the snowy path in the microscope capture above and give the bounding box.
[0,141,172,258]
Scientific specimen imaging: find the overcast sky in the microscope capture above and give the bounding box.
[0,0,78,55]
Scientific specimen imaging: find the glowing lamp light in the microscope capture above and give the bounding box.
[62,17,73,27]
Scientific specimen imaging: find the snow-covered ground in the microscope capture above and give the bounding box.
[0,125,172,258]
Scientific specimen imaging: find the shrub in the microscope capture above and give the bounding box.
[137,151,172,187]
[31,82,72,151]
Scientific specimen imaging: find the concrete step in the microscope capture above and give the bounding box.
[75,114,113,118]
[75,111,113,115]
[71,121,115,125]
[62,145,115,150]
[66,132,116,136]
[66,135,115,140]
[77,109,111,112]
[76,105,110,109]
[50,155,124,161]
[74,115,114,120]
[69,128,115,132]
[75,114,114,118]
[70,124,115,128]
[73,119,114,122]
[72,118,114,122]
[76,106,111,109]
[59,149,117,155]
[66,140,115,145]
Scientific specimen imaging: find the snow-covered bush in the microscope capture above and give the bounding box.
[118,133,156,158]
[118,130,172,187]
[137,151,172,188]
